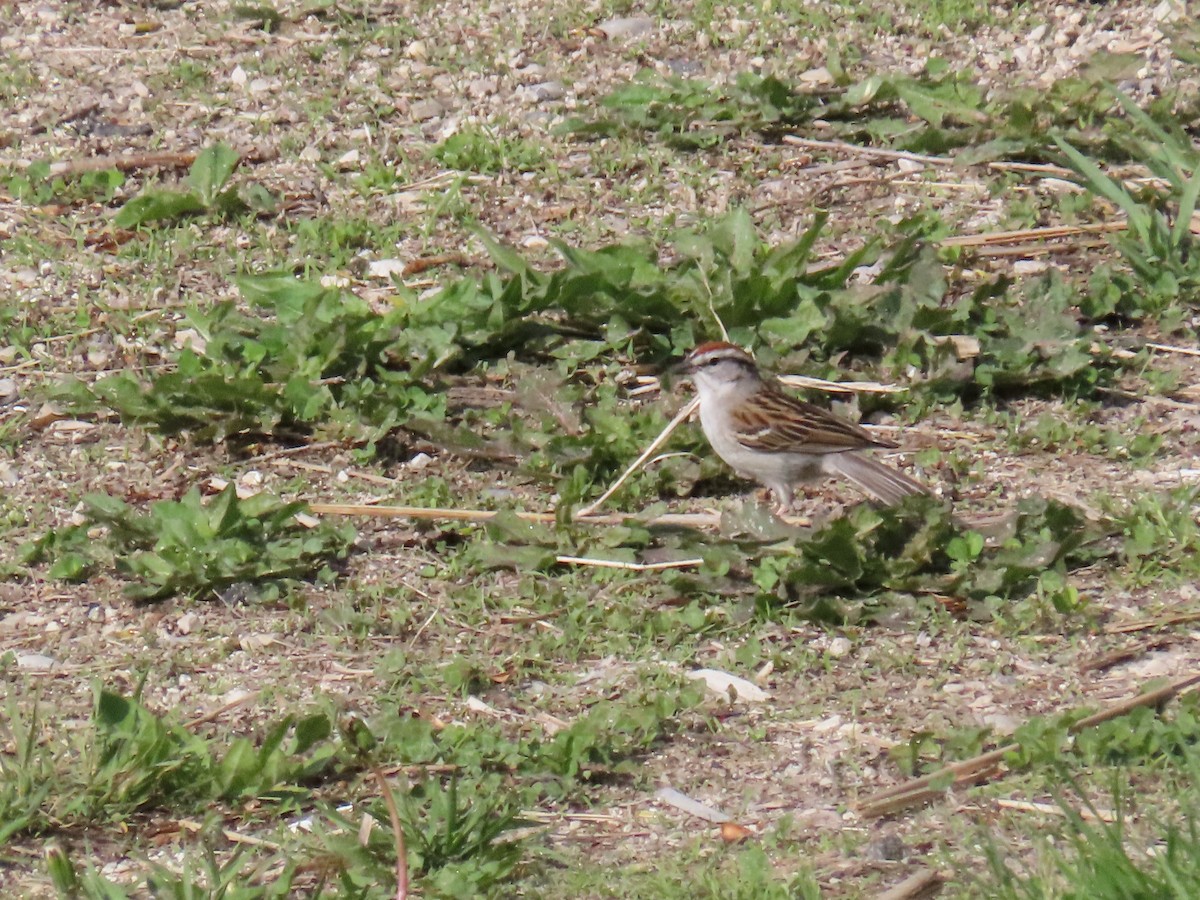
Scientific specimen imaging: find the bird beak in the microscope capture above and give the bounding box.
[667,357,694,377]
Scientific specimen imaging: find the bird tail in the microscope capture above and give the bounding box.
[822,453,928,506]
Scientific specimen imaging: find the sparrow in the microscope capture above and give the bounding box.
[676,341,928,511]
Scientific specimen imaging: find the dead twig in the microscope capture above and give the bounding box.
[875,867,944,900]
[782,135,954,167]
[995,797,1115,823]
[186,691,259,729]
[1147,342,1200,358]
[372,766,409,900]
[1104,611,1200,634]
[554,555,704,571]
[778,373,903,395]
[857,673,1200,818]
[38,147,277,178]
[938,222,1126,248]
[576,396,699,518]
[307,502,809,530]
[1079,637,1176,672]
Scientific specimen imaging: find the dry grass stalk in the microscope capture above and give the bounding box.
[1104,611,1200,634]
[372,766,409,900]
[1147,342,1200,358]
[995,797,1116,823]
[308,502,811,530]
[857,672,1200,818]
[554,555,704,571]
[777,373,903,394]
[938,222,1126,248]
[575,396,699,517]
[782,134,954,166]
[875,867,945,900]
[310,501,718,529]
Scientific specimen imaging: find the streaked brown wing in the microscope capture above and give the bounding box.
[729,387,895,454]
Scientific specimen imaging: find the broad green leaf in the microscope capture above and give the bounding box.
[186,143,240,205]
[113,190,205,228]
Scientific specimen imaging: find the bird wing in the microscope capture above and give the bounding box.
[728,387,896,455]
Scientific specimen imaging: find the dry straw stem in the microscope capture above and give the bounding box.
[1104,610,1200,633]
[308,501,732,529]
[856,672,1200,818]
[554,555,704,571]
[371,766,409,900]
[1147,342,1200,358]
[782,134,953,166]
[995,797,1115,823]
[875,867,945,900]
[575,395,699,517]
[937,221,1127,248]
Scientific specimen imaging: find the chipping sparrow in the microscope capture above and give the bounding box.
[677,341,928,511]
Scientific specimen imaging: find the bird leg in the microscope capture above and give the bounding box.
[768,484,795,519]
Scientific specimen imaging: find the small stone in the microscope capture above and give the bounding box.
[467,76,498,99]
[530,80,565,101]
[0,377,17,404]
[799,66,834,85]
[410,98,443,121]
[596,16,654,39]
[827,637,852,658]
[16,652,58,671]
[1013,259,1049,276]
[230,65,247,87]
[335,148,360,170]
[86,346,110,369]
[368,258,407,279]
[406,39,427,60]
[176,612,198,635]
[408,452,433,470]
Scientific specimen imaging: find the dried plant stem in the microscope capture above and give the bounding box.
[308,502,809,531]
[372,766,409,900]
[40,147,277,177]
[575,395,699,518]
[777,373,902,394]
[995,798,1115,823]
[782,134,953,166]
[554,555,704,571]
[1105,611,1200,634]
[876,868,944,900]
[310,501,720,528]
[857,672,1200,818]
[1147,342,1200,358]
[938,222,1126,248]
[186,691,259,729]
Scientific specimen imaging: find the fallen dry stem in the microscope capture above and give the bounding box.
[938,222,1126,248]
[875,867,945,900]
[857,672,1200,817]
[308,502,810,530]
[995,797,1116,823]
[372,765,409,900]
[576,396,699,517]
[782,134,954,166]
[1104,610,1200,634]
[554,555,704,571]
